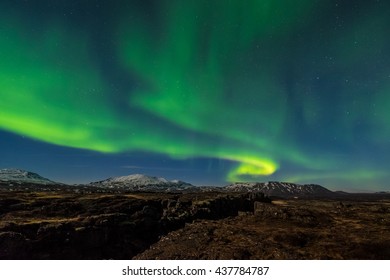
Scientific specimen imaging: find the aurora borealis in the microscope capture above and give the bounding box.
[1,1,390,190]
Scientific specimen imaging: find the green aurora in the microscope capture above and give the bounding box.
[0,0,389,189]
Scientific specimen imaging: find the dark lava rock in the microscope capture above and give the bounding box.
[2,190,388,260]
[0,231,28,259]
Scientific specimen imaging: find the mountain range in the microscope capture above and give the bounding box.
[0,168,336,197]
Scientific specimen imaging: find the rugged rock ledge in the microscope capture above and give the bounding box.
[0,190,269,259]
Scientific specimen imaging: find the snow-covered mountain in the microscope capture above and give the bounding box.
[224,181,334,198]
[0,168,56,185]
[90,174,195,191]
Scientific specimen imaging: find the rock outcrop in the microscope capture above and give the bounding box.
[0,191,270,259]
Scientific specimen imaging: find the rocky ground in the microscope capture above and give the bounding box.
[136,199,390,259]
[0,188,389,259]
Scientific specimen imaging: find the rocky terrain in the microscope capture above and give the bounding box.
[135,197,390,259]
[0,188,270,259]
[0,186,389,260]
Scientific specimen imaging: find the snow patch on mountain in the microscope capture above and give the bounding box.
[91,174,194,191]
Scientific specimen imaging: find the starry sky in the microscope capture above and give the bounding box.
[1,0,390,191]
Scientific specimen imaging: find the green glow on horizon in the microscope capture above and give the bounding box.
[227,159,278,183]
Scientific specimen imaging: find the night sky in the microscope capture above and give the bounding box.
[1,0,390,191]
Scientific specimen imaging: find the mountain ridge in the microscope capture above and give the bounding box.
[0,168,339,197]
[225,181,334,197]
[0,168,56,185]
[90,173,195,191]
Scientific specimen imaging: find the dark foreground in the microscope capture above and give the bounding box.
[0,189,389,259]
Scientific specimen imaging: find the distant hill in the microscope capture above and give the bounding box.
[224,181,334,198]
[90,174,195,191]
[0,168,56,186]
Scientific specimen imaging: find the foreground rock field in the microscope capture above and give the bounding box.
[0,189,389,259]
